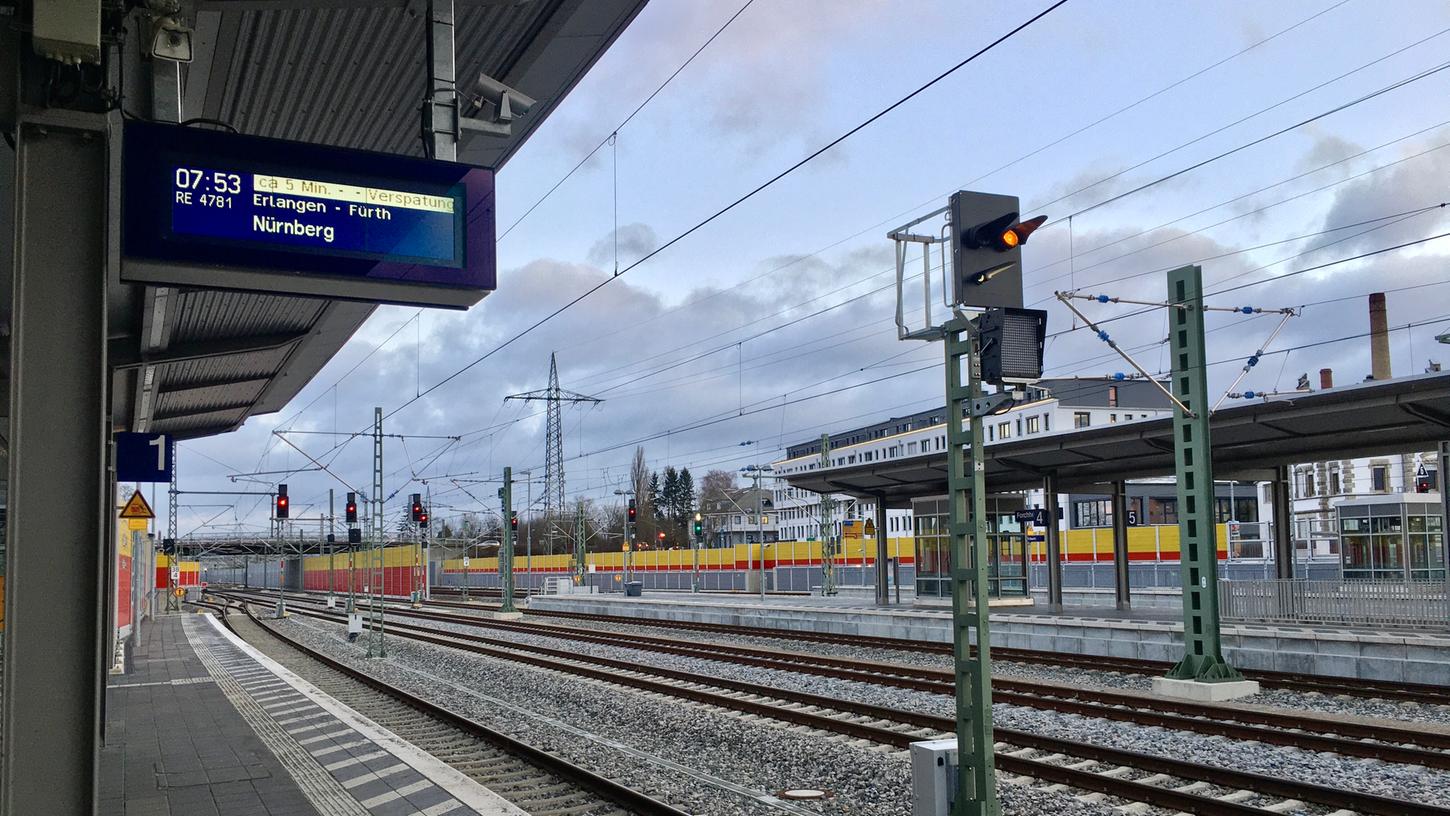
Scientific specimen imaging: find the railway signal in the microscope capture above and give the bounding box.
[627,498,637,523]
[977,306,1047,386]
[410,493,423,523]
[345,492,358,524]
[948,190,1046,310]
[275,484,289,519]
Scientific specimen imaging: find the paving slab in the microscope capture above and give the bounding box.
[104,613,523,816]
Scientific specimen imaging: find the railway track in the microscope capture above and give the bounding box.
[419,589,1450,707]
[192,598,689,816]
[230,593,1450,816]
[219,589,1450,770]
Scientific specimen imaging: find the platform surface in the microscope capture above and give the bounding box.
[104,612,518,816]
[527,591,1450,683]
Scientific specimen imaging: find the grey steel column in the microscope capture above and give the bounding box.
[425,0,458,161]
[874,495,889,605]
[1111,480,1130,610]
[1272,466,1295,580]
[1042,473,1062,612]
[3,112,110,816]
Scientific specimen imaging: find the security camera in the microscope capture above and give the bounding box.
[150,16,193,62]
[463,72,535,122]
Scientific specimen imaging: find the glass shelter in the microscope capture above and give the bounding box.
[911,495,1028,598]
[1338,499,1445,582]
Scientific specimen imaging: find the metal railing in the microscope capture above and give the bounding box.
[1219,579,1449,629]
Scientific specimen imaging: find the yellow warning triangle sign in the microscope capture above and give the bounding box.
[119,490,155,520]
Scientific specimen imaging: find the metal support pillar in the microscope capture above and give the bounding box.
[1439,442,1449,599]
[1271,466,1294,580]
[944,317,998,816]
[573,500,586,587]
[1110,480,1130,610]
[366,407,386,658]
[692,516,702,593]
[424,0,457,162]
[3,112,110,816]
[754,468,767,600]
[1164,266,1242,682]
[499,468,517,613]
[1041,472,1062,613]
[422,486,431,602]
[818,434,838,596]
[327,489,336,602]
[874,495,890,605]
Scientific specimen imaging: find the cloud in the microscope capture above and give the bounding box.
[587,223,658,268]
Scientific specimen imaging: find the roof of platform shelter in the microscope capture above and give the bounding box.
[111,0,648,440]
[779,370,1450,507]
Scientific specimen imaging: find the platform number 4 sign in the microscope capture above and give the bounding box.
[116,432,174,482]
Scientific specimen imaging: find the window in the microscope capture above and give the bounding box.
[997,422,1012,440]
[988,426,994,441]
[1372,465,1388,492]
[1026,415,1040,434]
[1109,413,1118,423]
[1043,413,1051,432]
[1300,469,1316,498]
[1147,496,1177,525]
[1016,417,1023,436]
[1214,497,1259,523]
[907,441,917,454]
[1074,412,1091,429]
[1108,385,1118,407]
[1329,466,1341,496]
[1073,499,1112,528]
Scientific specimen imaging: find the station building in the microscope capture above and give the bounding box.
[772,374,1448,604]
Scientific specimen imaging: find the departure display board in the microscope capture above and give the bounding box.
[122,121,495,308]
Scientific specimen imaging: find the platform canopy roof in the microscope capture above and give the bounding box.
[780,371,1450,507]
[108,0,647,440]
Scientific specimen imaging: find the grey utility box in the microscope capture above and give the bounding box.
[910,738,957,816]
[624,581,643,597]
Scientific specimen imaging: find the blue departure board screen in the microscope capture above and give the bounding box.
[122,121,495,307]
[170,168,462,266]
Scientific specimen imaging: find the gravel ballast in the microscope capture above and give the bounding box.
[263,612,1121,816]
[302,606,1450,809]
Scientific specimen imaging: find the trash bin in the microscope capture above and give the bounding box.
[624,581,643,597]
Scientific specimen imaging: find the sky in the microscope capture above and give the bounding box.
[172,0,1450,539]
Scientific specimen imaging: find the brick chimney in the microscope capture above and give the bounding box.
[1319,368,1333,389]
[1369,293,1391,381]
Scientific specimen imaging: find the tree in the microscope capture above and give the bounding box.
[678,468,696,522]
[631,445,650,506]
[699,469,736,511]
[647,472,661,518]
[662,467,680,523]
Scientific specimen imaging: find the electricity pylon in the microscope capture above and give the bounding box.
[505,353,601,554]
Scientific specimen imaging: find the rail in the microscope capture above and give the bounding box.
[1219,578,1450,629]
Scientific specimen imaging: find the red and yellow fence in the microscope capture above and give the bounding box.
[435,535,915,576]
[300,545,423,596]
[156,554,200,588]
[1029,524,1236,562]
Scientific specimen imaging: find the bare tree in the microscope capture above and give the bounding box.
[699,469,737,510]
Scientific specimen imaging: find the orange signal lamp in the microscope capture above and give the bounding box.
[1008,215,1047,246]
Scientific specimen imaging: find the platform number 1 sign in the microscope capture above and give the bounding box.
[116,432,174,482]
